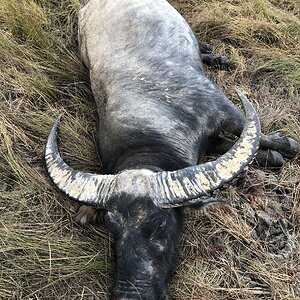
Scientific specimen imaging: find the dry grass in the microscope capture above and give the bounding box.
[1,0,299,299]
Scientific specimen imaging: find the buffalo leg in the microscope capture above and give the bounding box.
[208,135,283,168]
[219,100,299,164]
[208,134,298,168]
[258,133,299,159]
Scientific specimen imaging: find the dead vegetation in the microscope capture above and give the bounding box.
[0,0,299,299]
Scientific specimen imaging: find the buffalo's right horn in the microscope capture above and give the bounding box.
[45,115,115,208]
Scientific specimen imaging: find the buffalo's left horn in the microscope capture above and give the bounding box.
[153,89,260,207]
[45,115,115,208]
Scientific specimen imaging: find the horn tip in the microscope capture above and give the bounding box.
[51,114,64,134]
[234,87,248,103]
[56,113,63,125]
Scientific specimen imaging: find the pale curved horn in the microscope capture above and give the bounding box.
[45,115,115,208]
[154,88,261,208]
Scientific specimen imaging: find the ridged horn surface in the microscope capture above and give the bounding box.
[154,89,261,208]
[45,115,115,208]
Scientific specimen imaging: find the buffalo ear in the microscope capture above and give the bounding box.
[188,198,228,210]
[74,205,106,226]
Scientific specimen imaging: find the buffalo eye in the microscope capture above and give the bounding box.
[157,220,167,231]
[149,220,167,238]
[149,221,168,252]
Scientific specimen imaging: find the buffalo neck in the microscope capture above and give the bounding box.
[94,62,223,175]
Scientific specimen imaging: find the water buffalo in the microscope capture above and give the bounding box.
[45,0,298,299]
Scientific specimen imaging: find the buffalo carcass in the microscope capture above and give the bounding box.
[45,0,299,299]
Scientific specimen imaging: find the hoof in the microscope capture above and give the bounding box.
[255,149,284,169]
[216,55,230,67]
[199,42,213,54]
[201,54,230,69]
[278,136,299,159]
[262,134,299,159]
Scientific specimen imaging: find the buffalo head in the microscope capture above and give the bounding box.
[45,90,260,299]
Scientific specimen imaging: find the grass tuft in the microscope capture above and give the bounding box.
[1,0,299,299]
